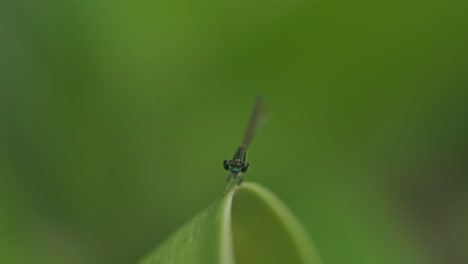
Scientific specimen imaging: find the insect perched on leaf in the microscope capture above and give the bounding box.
[223,96,267,194]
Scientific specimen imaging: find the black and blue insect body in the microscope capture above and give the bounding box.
[223,96,266,193]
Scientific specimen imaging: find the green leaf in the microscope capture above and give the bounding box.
[139,182,321,264]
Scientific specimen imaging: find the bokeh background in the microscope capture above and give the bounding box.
[1,0,467,264]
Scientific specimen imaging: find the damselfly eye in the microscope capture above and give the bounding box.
[241,162,249,173]
[223,160,229,170]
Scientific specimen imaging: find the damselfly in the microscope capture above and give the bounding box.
[223,96,267,194]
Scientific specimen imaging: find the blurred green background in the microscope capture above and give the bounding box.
[1,0,467,263]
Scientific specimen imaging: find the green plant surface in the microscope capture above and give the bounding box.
[139,182,320,264]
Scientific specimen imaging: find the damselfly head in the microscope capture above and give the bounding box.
[223,159,249,174]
